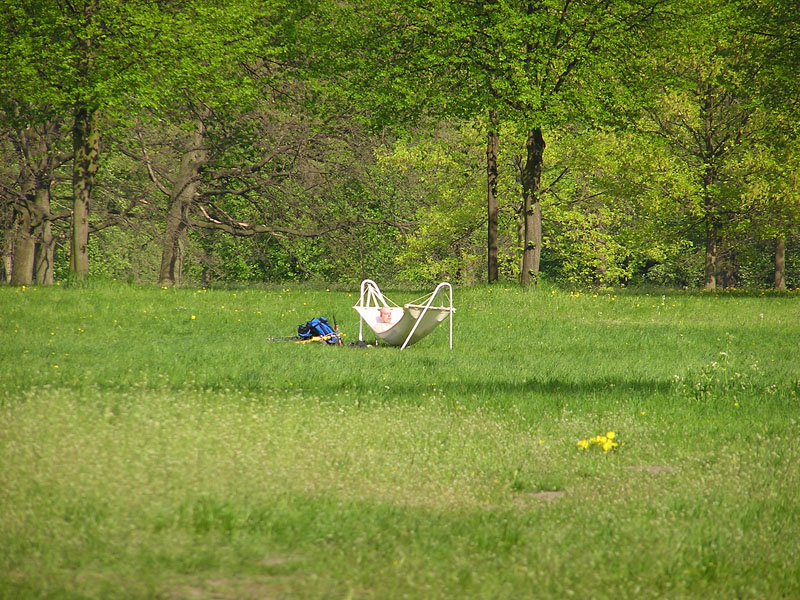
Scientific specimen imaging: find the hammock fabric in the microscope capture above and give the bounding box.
[353,279,454,350]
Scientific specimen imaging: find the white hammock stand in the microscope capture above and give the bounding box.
[353,279,455,350]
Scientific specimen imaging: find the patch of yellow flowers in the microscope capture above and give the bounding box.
[577,431,618,453]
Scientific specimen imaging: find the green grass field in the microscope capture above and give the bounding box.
[1,282,799,599]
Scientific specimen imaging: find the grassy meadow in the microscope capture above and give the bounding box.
[1,281,799,599]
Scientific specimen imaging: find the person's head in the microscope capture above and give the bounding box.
[379,306,392,323]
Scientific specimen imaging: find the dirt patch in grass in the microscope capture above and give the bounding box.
[510,490,567,508]
[165,575,290,600]
[529,490,567,500]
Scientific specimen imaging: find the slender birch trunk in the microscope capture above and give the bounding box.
[487,109,499,283]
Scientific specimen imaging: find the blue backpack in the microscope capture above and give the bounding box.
[297,316,339,344]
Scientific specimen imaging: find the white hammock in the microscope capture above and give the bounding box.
[353,279,455,350]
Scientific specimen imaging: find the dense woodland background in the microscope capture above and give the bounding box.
[1,0,798,289]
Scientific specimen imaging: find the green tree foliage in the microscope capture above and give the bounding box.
[634,0,795,289]
[318,0,671,285]
[378,126,486,283]
[1,0,797,289]
[741,0,800,122]
[541,127,700,286]
[0,0,172,279]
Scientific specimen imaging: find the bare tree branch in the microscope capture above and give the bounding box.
[193,204,414,239]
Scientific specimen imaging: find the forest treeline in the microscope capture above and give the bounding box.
[1,0,798,289]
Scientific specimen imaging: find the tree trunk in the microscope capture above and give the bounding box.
[704,222,716,290]
[775,235,786,291]
[10,206,35,285]
[160,199,188,286]
[70,104,100,278]
[34,184,55,285]
[520,128,544,287]
[719,241,736,289]
[487,109,499,283]
[10,169,36,285]
[8,120,63,285]
[2,227,12,282]
[159,115,209,286]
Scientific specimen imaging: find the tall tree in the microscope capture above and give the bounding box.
[128,1,315,285]
[0,115,72,285]
[742,0,800,289]
[310,0,504,282]
[640,1,780,289]
[491,1,672,286]
[0,0,171,279]
[323,0,672,286]
[158,110,209,286]
[13,120,71,284]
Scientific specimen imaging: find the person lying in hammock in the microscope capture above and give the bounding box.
[374,306,397,333]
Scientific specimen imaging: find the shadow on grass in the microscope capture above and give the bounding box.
[331,375,673,397]
[215,370,675,402]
